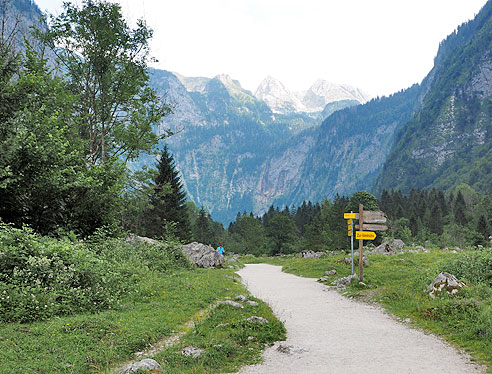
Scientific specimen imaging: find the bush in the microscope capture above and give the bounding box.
[442,250,492,286]
[0,224,191,322]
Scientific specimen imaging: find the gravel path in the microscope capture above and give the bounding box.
[236,264,485,374]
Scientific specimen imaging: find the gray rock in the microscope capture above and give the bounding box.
[343,257,351,265]
[362,256,369,266]
[325,269,337,276]
[246,316,268,324]
[125,235,159,246]
[218,300,244,308]
[182,242,225,268]
[120,359,162,373]
[426,272,466,299]
[181,346,203,358]
[227,254,240,262]
[331,274,357,288]
[318,276,330,282]
[372,239,405,254]
[234,295,247,302]
[246,300,259,306]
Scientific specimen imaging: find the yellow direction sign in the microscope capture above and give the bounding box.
[356,231,376,240]
[344,213,357,219]
[348,231,352,237]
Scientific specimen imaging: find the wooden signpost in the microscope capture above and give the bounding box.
[344,204,388,282]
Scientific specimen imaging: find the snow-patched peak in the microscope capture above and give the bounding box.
[255,76,307,114]
[302,80,371,112]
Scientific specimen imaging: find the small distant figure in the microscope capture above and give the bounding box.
[216,244,224,255]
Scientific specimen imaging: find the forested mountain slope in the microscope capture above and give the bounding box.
[375,1,492,194]
[280,85,422,207]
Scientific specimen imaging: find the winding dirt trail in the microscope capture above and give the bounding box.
[236,264,485,374]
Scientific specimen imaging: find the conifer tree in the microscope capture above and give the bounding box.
[454,191,467,226]
[477,215,489,242]
[146,145,191,241]
[195,207,211,244]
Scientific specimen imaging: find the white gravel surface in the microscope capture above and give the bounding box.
[236,264,485,374]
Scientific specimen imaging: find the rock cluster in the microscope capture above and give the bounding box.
[182,242,225,268]
[426,272,465,298]
[331,274,357,288]
[297,250,325,259]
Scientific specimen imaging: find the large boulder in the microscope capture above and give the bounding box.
[182,242,225,268]
[372,239,405,254]
[426,272,465,298]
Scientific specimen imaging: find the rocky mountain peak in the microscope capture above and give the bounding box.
[254,76,307,114]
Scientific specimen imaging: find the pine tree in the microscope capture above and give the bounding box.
[477,215,489,242]
[454,191,467,226]
[429,203,443,235]
[146,146,191,241]
[195,207,211,244]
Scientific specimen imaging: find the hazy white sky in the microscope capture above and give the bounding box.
[34,0,488,97]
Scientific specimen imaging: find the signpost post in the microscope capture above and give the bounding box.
[344,205,388,282]
[358,204,364,281]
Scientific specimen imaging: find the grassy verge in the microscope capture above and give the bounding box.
[0,267,284,373]
[243,249,492,371]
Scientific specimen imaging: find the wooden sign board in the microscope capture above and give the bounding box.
[355,224,388,231]
[362,210,387,224]
[356,231,376,240]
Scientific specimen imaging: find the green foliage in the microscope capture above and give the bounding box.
[443,250,492,286]
[190,205,224,246]
[0,224,190,323]
[265,215,299,255]
[39,0,171,164]
[226,213,267,255]
[0,44,126,236]
[346,191,379,212]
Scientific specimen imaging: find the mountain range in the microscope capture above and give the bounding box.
[7,0,492,224]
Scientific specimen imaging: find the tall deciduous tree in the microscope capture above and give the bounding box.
[146,146,190,241]
[39,0,171,164]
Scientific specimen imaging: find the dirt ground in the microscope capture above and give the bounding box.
[236,264,485,374]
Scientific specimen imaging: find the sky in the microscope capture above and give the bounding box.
[34,0,489,97]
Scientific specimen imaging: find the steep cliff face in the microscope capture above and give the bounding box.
[375,1,492,194]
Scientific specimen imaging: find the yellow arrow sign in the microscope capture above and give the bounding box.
[356,231,376,240]
[344,213,357,219]
[348,231,352,237]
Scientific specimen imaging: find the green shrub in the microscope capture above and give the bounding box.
[0,224,191,322]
